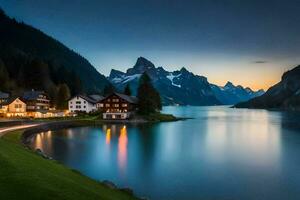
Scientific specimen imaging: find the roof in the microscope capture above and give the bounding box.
[101,92,138,104]
[23,90,48,100]
[0,97,24,106]
[89,94,104,102]
[0,91,9,99]
[71,95,98,104]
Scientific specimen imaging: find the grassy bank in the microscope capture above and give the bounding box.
[0,130,139,200]
[31,112,184,123]
[140,112,184,122]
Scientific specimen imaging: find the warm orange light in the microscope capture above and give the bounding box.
[118,126,128,170]
[106,128,111,145]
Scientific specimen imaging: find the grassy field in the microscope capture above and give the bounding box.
[0,130,139,200]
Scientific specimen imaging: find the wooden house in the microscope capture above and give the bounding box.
[97,92,138,119]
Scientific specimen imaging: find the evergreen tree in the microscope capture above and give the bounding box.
[56,83,71,109]
[103,84,115,96]
[0,59,10,91]
[137,73,161,114]
[124,84,132,96]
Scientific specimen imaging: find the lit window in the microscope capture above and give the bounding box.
[122,103,127,107]
[105,104,110,107]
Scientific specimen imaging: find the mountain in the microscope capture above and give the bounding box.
[108,57,221,106]
[0,8,110,96]
[210,82,265,105]
[234,65,300,110]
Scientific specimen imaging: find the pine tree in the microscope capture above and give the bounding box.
[103,84,115,96]
[124,84,132,96]
[0,59,10,91]
[137,73,161,114]
[56,83,71,109]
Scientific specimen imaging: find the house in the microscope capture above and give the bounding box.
[97,92,138,119]
[0,97,26,117]
[68,95,103,113]
[0,91,9,104]
[22,90,50,118]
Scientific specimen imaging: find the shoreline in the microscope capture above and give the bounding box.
[0,115,187,200]
[0,121,146,200]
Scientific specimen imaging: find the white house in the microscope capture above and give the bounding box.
[68,95,103,113]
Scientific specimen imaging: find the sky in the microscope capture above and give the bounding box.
[1,0,300,90]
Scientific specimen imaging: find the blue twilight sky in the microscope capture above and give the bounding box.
[1,0,300,90]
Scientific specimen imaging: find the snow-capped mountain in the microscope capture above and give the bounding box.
[108,57,264,106]
[108,57,221,106]
[210,82,265,105]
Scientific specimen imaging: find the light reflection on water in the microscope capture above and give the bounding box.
[30,106,300,200]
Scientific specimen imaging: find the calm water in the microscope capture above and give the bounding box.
[30,106,300,200]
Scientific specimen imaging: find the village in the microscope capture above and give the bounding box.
[0,90,138,120]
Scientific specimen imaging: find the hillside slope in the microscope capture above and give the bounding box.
[0,8,110,96]
[234,65,300,110]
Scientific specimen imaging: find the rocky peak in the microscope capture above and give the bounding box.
[180,67,189,73]
[126,57,156,75]
[109,69,125,79]
[224,81,235,88]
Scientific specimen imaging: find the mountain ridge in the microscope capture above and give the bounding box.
[108,57,264,105]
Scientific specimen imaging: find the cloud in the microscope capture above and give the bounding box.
[253,61,268,64]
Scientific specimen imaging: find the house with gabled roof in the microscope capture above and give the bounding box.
[0,97,26,117]
[97,92,138,119]
[68,94,104,113]
[22,90,51,118]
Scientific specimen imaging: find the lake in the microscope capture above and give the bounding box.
[30,106,300,200]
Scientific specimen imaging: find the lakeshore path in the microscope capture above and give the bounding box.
[0,123,42,137]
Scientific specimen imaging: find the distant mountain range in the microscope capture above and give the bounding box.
[108,57,264,106]
[0,8,265,106]
[234,65,300,110]
[211,82,264,105]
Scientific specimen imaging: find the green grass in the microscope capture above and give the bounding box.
[0,130,139,200]
[141,112,182,122]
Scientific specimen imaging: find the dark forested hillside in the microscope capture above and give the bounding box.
[0,8,110,101]
[234,65,300,110]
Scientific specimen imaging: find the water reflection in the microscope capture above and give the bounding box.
[30,107,300,200]
[118,126,128,171]
[205,109,281,168]
[32,130,53,154]
[105,128,111,145]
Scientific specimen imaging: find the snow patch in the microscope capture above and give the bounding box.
[122,74,142,83]
[166,73,182,88]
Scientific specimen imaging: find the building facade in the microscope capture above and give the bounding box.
[0,91,9,104]
[0,97,26,117]
[68,95,102,113]
[97,92,138,119]
[22,90,50,118]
